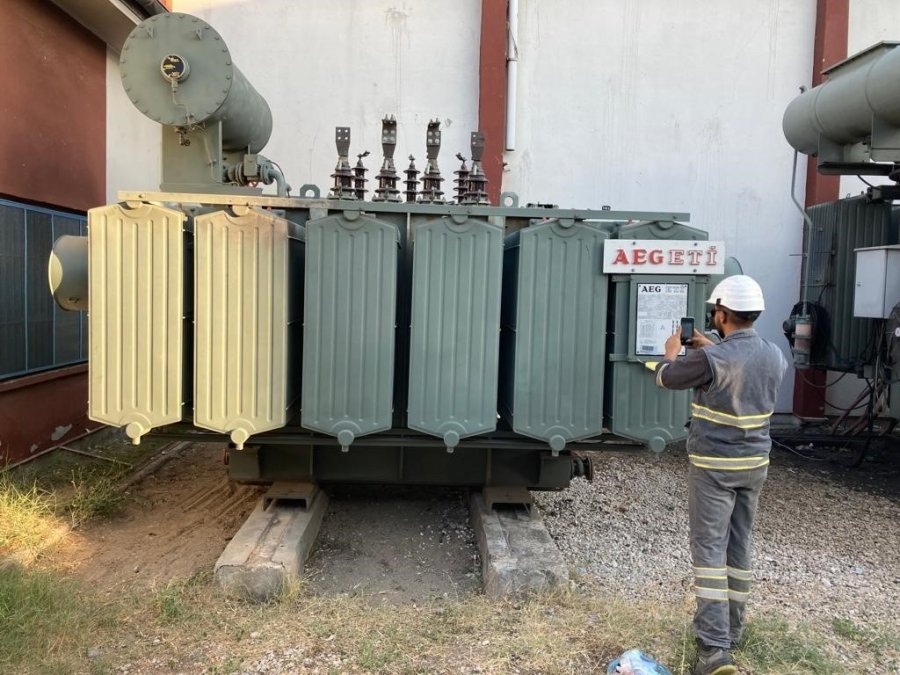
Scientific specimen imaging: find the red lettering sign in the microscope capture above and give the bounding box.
[603,240,725,274]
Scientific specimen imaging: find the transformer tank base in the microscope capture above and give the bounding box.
[226,443,576,490]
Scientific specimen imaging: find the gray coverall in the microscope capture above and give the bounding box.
[655,328,788,649]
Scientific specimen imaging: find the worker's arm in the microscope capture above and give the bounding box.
[654,328,714,390]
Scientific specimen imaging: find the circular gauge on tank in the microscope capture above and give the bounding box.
[160,54,190,82]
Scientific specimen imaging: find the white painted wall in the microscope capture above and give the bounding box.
[105,48,160,203]
[173,0,481,198]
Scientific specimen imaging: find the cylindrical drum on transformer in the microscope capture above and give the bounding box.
[783,42,900,156]
[120,12,272,153]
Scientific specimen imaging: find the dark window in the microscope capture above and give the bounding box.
[0,199,87,380]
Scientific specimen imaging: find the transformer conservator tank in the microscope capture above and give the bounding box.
[120,12,272,153]
[783,42,900,171]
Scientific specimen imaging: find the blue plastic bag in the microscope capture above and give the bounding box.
[606,649,673,675]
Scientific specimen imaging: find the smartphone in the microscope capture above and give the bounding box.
[680,317,695,345]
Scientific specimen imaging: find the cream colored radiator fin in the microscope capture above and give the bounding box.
[193,207,290,449]
[88,202,186,444]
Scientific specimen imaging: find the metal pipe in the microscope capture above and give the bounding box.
[127,0,168,18]
[263,159,290,197]
[790,147,816,315]
[505,0,518,151]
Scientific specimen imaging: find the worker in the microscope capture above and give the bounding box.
[654,275,788,675]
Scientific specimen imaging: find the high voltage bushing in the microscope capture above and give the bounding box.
[463,131,489,205]
[404,155,420,203]
[372,116,402,202]
[353,151,370,201]
[453,153,469,204]
[418,119,445,204]
[325,119,484,204]
[329,126,356,200]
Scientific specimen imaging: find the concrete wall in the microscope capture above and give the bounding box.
[849,1,900,47]
[173,0,481,199]
[105,49,161,203]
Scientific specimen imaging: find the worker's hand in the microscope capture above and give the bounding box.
[664,328,683,361]
[691,329,714,348]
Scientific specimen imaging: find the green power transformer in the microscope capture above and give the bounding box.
[48,11,746,490]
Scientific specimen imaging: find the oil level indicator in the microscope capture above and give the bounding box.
[160,54,190,82]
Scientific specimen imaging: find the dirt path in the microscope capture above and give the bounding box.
[65,443,263,592]
[63,445,479,603]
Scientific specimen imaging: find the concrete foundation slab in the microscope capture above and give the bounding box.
[215,485,328,601]
[470,492,570,597]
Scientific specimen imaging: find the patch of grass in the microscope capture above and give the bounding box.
[357,634,404,671]
[1,436,149,541]
[262,587,677,675]
[156,583,189,624]
[205,657,245,674]
[735,617,840,674]
[0,563,111,674]
[833,617,900,657]
[0,476,66,562]
[154,570,212,625]
[83,573,873,675]
[63,467,125,528]
[0,463,128,566]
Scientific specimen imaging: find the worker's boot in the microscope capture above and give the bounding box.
[693,644,736,675]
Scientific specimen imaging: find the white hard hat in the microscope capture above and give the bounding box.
[706,275,765,312]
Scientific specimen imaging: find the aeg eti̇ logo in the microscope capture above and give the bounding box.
[602,240,725,275]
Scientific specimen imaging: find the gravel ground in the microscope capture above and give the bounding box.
[306,485,479,603]
[535,443,900,630]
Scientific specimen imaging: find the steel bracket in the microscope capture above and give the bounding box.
[263,481,319,511]
[482,485,534,516]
